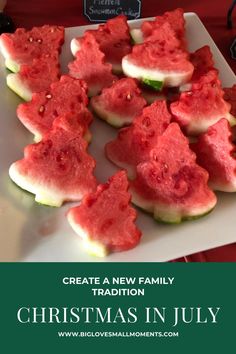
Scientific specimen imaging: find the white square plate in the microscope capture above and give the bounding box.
[0,13,235,262]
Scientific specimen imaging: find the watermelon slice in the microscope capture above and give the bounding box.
[17,75,89,141]
[123,22,193,88]
[68,33,117,97]
[130,123,217,223]
[71,15,132,74]
[170,70,236,135]
[0,25,64,72]
[105,100,171,178]
[7,52,60,101]
[90,78,147,127]
[180,46,217,92]
[67,171,142,257]
[9,118,97,207]
[131,8,186,49]
[191,119,236,192]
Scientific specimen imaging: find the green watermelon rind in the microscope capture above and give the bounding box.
[122,56,193,88]
[67,210,109,257]
[5,58,20,73]
[177,112,236,136]
[130,29,144,45]
[142,78,164,91]
[9,162,67,207]
[209,180,236,193]
[130,187,217,224]
[0,39,21,72]
[7,73,32,101]
[91,98,135,128]
[70,38,81,56]
[33,128,92,144]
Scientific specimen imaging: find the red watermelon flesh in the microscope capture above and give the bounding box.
[9,123,97,207]
[190,46,216,81]
[0,25,64,72]
[191,119,236,192]
[122,22,194,88]
[180,46,217,92]
[141,8,186,49]
[52,111,93,143]
[68,33,117,97]
[7,52,60,101]
[17,75,89,141]
[105,100,171,178]
[130,123,217,223]
[71,15,132,73]
[90,78,147,127]
[67,171,142,257]
[170,70,236,135]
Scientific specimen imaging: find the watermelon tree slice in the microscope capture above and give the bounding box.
[170,70,236,135]
[7,52,60,101]
[123,22,193,88]
[130,123,217,223]
[191,119,236,192]
[67,171,142,257]
[90,78,147,127]
[9,121,97,207]
[17,75,89,141]
[131,8,186,49]
[68,33,117,97]
[105,100,171,178]
[0,25,64,72]
[71,15,132,74]
[180,46,217,92]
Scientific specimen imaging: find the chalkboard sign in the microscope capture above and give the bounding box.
[230,38,236,59]
[84,0,142,22]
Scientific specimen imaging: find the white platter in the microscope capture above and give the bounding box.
[0,13,236,262]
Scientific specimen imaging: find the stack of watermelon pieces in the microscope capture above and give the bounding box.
[1,8,236,257]
[0,25,65,100]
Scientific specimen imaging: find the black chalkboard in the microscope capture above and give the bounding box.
[84,0,142,22]
[230,38,236,59]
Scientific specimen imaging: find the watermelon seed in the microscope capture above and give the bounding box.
[46,94,52,99]
[28,37,33,42]
[37,39,42,43]
[152,153,158,162]
[126,92,132,101]
[163,163,169,173]
[53,109,58,117]
[39,105,45,114]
